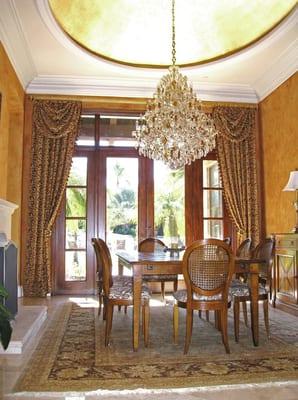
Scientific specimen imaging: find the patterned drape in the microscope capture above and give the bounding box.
[212,106,260,246]
[24,100,82,297]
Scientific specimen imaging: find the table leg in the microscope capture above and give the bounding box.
[118,259,123,276]
[133,264,142,351]
[249,263,259,346]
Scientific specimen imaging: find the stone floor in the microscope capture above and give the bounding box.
[0,295,297,400]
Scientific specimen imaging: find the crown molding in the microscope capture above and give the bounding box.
[254,39,298,101]
[26,75,259,103]
[0,0,36,88]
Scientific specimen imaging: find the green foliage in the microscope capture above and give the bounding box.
[113,223,136,237]
[0,284,12,350]
[66,188,86,218]
[155,167,185,240]
[107,188,137,234]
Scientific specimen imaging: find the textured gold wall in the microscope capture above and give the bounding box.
[0,43,24,247]
[260,73,298,235]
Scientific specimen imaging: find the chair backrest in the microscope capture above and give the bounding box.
[91,238,103,283]
[182,239,234,301]
[252,237,275,278]
[91,238,113,296]
[138,237,167,252]
[223,237,231,246]
[236,238,252,258]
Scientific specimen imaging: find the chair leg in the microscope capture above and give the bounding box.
[263,299,270,339]
[143,302,150,347]
[161,282,165,299]
[173,303,179,344]
[205,310,210,322]
[233,299,240,342]
[184,307,193,354]
[105,303,114,346]
[103,298,107,321]
[124,306,128,314]
[242,301,248,327]
[221,307,230,354]
[173,279,178,292]
[98,293,102,316]
[198,310,202,318]
[214,310,221,331]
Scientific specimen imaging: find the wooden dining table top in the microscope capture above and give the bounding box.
[117,249,266,269]
[117,249,183,264]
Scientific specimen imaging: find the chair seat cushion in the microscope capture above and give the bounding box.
[229,280,268,297]
[109,282,151,300]
[143,274,178,282]
[173,289,231,303]
[113,275,133,287]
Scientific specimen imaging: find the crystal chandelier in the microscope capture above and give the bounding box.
[132,0,217,169]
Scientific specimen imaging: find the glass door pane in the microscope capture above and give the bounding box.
[154,161,185,247]
[106,158,138,273]
[203,160,223,239]
[65,157,88,281]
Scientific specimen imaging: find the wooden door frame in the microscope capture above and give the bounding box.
[52,149,96,295]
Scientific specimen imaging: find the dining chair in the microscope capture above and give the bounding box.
[139,237,178,299]
[94,237,151,346]
[233,237,253,326]
[223,237,232,246]
[173,239,234,354]
[91,238,132,318]
[236,238,252,258]
[230,237,275,342]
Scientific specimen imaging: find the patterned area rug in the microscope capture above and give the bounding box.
[15,299,298,392]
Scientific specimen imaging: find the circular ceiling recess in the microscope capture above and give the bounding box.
[49,0,296,68]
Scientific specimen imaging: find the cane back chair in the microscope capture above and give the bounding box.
[173,239,235,354]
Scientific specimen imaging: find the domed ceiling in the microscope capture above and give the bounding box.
[49,0,296,68]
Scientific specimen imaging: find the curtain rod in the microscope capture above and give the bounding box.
[27,95,258,109]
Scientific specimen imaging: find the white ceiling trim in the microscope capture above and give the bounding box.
[26,74,259,103]
[0,0,36,88]
[254,40,298,101]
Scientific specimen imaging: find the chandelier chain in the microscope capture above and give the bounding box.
[132,0,218,169]
[172,0,176,66]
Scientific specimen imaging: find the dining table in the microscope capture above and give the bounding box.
[117,250,267,351]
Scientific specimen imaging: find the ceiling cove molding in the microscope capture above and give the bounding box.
[0,0,36,88]
[26,75,258,103]
[255,40,298,101]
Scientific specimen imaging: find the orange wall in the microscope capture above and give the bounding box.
[0,42,24,248]
[260,73,298,235]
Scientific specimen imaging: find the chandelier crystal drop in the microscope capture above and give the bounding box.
[132,0,217,169]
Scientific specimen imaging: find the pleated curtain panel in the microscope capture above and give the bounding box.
[24,100,82,297]
[213,106,260,246]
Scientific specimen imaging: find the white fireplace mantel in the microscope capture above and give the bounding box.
[0,199,19,243]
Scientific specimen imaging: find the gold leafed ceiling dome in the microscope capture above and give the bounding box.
[49,0,296,68]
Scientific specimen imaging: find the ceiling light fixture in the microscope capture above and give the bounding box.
[132,0,217,169]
